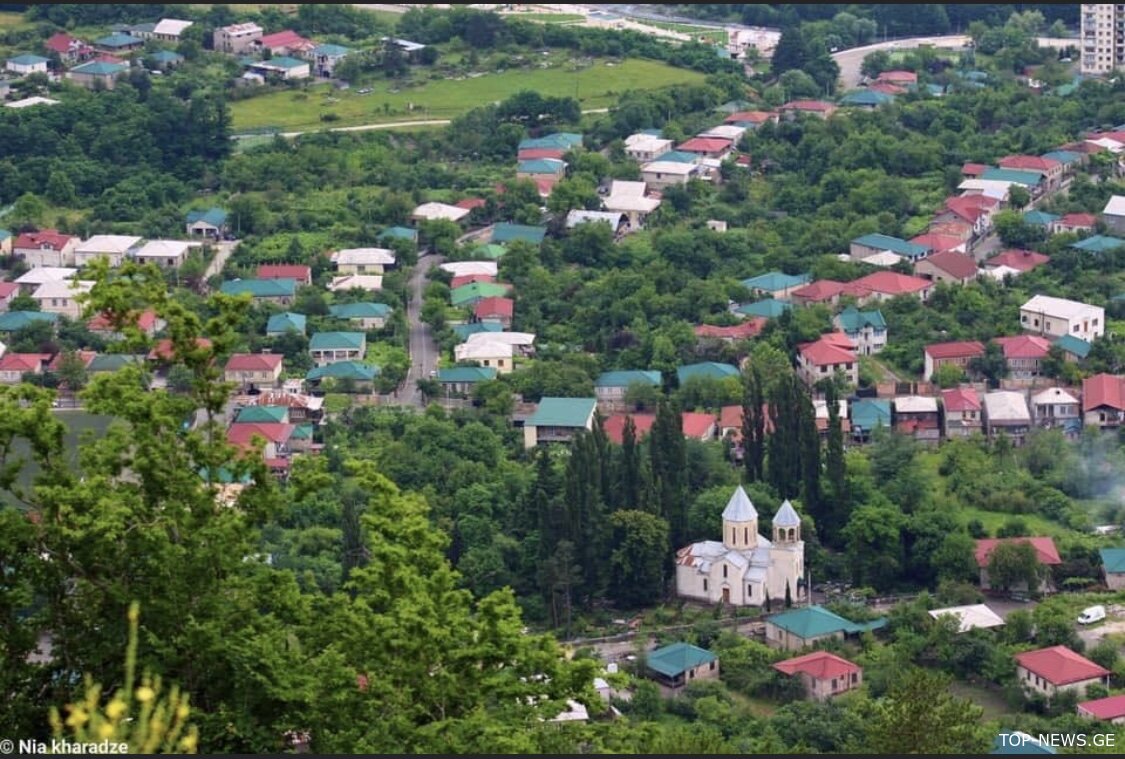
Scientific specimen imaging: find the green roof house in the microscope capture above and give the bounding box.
[980,167,1042,187]
[378,226,418,244]
[450,281,509,307]
[437,366,497,394]
[309,332,366,366]
[741,271,810,298]
[490,223,547,246]
[149,50,184,68]
[833,307,887,355]
[518,132,582,151]
[1071,235,1125,255]
[736,298,791,319]
[595,370,663,407]
[676,362,740,385]
[849,398,891,441]
[840,89,895,108]
[306,360,378,384]
[236,405,289,424]
[765,605,887,651]
[523,397,597,448]
[88,354,143,374]
[1022,210,1060,227]
[66,60,128,89]
[1053,334,1091,360]
[1042,150,1082,166]
[266,312,307,336]
[0,310,58,332]
[851,233,930,261]
[186,207,228,237]
[1101,547,1125,590]
[329,302,392,328]
[95,33,144,51]
[452,322,503,342]
[653,150,699,163]
[645,642,719,692]
[221,278,296,304]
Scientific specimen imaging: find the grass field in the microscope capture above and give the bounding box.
[506,12,585,24]
[2,411,114,507]
[948,681,1014,720]
[229,58,706,132]
[0,11,28,28]
[638,20,728,45]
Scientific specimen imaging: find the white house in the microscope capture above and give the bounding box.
[440,261,498,278]
[331,247,396,274]
[133,240,193,269]
[602,180,661,230]
[641,160,699,190]
[1031,387,1082,431]
[6,55,49,76]
[13,230,78,268]
[1019,295,1104,342]
[675,487,804,608]
[328,274,382,293]
[31,279,94,319]
[453,339,513,374]
[410,202,470,224]
[73,235,141,268]
[152,19,193,41]
[1103,195,1125,236]
[624,134,673,162]
[14,267,78,294]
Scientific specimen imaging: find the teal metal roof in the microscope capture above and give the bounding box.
[653,150,698,163]
[266,312,306,334]
[1071,235,1125,254]
[329,302,392,319]
[313,43,351,57]
[221,278,296,298]
[835,306,886,332]
[450,281,509,307]
[1042,150,1081,165]
[306,361,377,381]
[199,467,252,485]
[70,61,127,76]
[767,605,886,639]
[991,732,1056,755]
[1023,210,1060,226]
[236,406,287,424]
[0,310,58,331]
[291,423,314,439]
[473,243,506,259]
[676,362,739,384]
[1100,548,1125,574]
[186,207,227,227]
[850,399,891,431]
[715,99,752,113]
[88,354,142,373]
[840,89,894,106]
[262,55,307,70]
[981,167,1042,186]
[95,33,143,48]
[646,642,717,678]
[1053,334,1091,359]
[9,54,48,65]
[924,83,945,96]
[437,366,497,383]
[0,230,9,240]
[518,132,582,150]
[491,223,546,245]
[595,370,662,388]
[150,50,184,63]
[517,158,565,175]
[526,397,596,428]
[852,233,930,258]
[309,331,365,351]
[379,226,418,242]
[452,322,502,342]
[741,271,810,292]
[735,299,790,319]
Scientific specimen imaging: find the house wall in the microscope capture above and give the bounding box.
[1105,571,1125,591]
[1018,666,1106,698]
[840,326,886,356]
[914,258,975,285]
[641,169,692,190]
[798,357,858,388]
[213,27,261,54]
[800,669,862,701]
[478,314,512,328]
[467,355,510,373]
[1006,357,1043,379]
[944,409,982,438]
[67,71,120,90]
[764,622,843,652]
[1085,408,1124,429]
[984,420,1030,446]
[35,295,82,319]
[1105,214,1125,236]
[1019,307,1104,341]
[17,241,76,268]
[75,250,125,268]
[310,347,362,366]
[925,353,977,382]
[979,567,1050,593]
[225,367,282,386]
[337,262,385,275]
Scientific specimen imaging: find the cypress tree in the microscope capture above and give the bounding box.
[797,379,822,519]
[619,414,642,511]
[767,375,802,499]
[824,380,848,546]
[784,580,793,609]
[742,365,765,482]
[650,398,687,549]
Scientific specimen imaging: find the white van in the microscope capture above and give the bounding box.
[1077,605,1106,625]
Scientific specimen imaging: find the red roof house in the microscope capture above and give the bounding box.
[681,412,718,441]
[47,350,97,373]
[676,137,733,158]
[451,273,496,289]
[773,651,862,701]
[225,353,283,373]
[87,309,162,337]
[0,353,51,381]
[914,249,978,284]
[257,264,311,285]
[603,413,656,445]
[227,422,296,457]
[909,234,965,254]
[0,281,20,307]
[718,404,775,442]
[694,319,765,341]
[780,100,837,118]
[942,194,999,224]
[942,387,981,413]
[45,32,92,61]
[790,280,849,306]
[454,197,486,211]
[1082,374,1125,428]
[993,335,1051,378]
[473,296,513,325]
[1053,212,1096,233]
[1015,646,1110,692]
[1077,694,1125,722]
[961,163,989,177]
[876,70,917,85]
[14,229,76,252]
[869,82,907,96]
[724,110,777,125]
[849,271,932,300]
[985,249,1050,273]
[975,537,1061,568]
[797,333,858,387]
[255,30,315,55]
[998,155,1061,174]
[923,340,984,381]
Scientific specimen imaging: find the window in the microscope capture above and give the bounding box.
[731,529,736,544]
[709,661,715,671]
[747,585,753,598]
[723,564,727,579]
[689,670,695,679]
[703,579,708,591]
[743,527,748,544]
[851,672,858,684]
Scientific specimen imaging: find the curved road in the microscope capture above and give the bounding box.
[402,251,443,407]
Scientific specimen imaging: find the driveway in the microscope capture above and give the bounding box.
[832,35,972,90]
[204,239,239,281]
[400,252,443,407]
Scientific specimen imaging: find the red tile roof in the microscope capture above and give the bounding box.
[941,387,980,412]
[0,282,19,299]
[47,350,97,371]
[851,271,932,296]
[926,220,974,240]
[258,30,312,50]
[718,404,775,440]
[603,413,656,445]
[694,319,765,340]
[87,309,159,333]
[13,229,75,251]
[681,412,717,439]
[534,177,558,197]
[257,391,318,409]
[792,280,848,302]
[942,194,997,223]
[774,651,860,681]
[93,54,124,64]
[961,163,988,176]
[257,264,310,281]
[724,110,775,124]
[451,273,496,289]
[925,340,985,360]
[1014,646,1109,687]
[0,353,50,373]
[45,32,78,54]
[868,82,907,95]
[1056,212,1096,228]
[994,335,1051,360]
[1078,694,1125,721]
[782,100,835,112]
[799,334,857,366]
[454,197,486,210]
[986,249,1050,272]
[876,70,917,84]
[1082,373,1125,413]
[920,250,978,279]
[998,155,1061,173]
[975,537,1061,568]
[225,353,283,372]
[227,422,295,448]
[473,296,513,319]
[676,137,733,153]
[910,234,964,254]
[1087,130,1125,144]
[147,338,213,361]
[517,147,566,161]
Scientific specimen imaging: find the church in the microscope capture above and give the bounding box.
[675,485,805,607]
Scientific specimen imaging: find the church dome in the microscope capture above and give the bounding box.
[722,485,758,521]
[772,499,801,527]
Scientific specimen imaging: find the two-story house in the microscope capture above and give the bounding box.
[983,391,1032,445]
[14,230,79,268]
[73,235,141,268]
[994,335,1052,380]
[797,333,858,388]
[224,353,284,391]
[522,397,596,448]
[1020,295,1104,342]
[941,387,982,438]
[1031,387,1082,436]
[894,395,941,443]
[832,307,886,355]
[924,341,985,383]
[331,248,396,275]
[308,332,366,367]
[31,280,94,319]
[1082,373,1125,430]
[133,240,193,269]
[594,370,663,412]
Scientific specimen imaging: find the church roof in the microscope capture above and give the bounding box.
[773,499,800,527]
[722,486,757,522]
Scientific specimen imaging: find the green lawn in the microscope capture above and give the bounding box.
[2,411,114,507]
[948,681,1014,721]
[505,12,585,24]
[0,11,29,28]
[229,58,706,132]
[638,20,728,45]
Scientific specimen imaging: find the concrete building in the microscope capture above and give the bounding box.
[1081,4,1125,75]
[1016,646,1110,699]
[1103,195,1125,235]
[982,390,1032,445]
[975,537,1060,593]
[1019,295,1104,342]
[645,643,719,697]
[213,23,263,55]
[522,397,596,448]
[73,235,141,268]
[773,651,862,701]
[624,133,673,162]
[942,387,982,438]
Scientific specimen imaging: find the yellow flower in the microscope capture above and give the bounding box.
[65,708,89,728]
[176,704,190,721]
[106,700,127,720]
[135,687,155,703]
[97,723,115,740]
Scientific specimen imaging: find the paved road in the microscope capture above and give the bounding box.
[203,239,239,281]
[401,252,443,407]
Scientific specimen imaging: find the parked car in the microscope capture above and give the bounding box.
[1078,605,1106,625]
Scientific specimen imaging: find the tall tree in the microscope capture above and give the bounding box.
[772,24,808,75]
[741,365,766,482]
[650,398,688,549]
[618,414,644,512]
[860,668,987,754]
[822,380,848,545]
[797,382,822,519]
[608,510,670,607]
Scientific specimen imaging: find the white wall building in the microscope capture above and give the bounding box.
[1019,295,1105,342]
